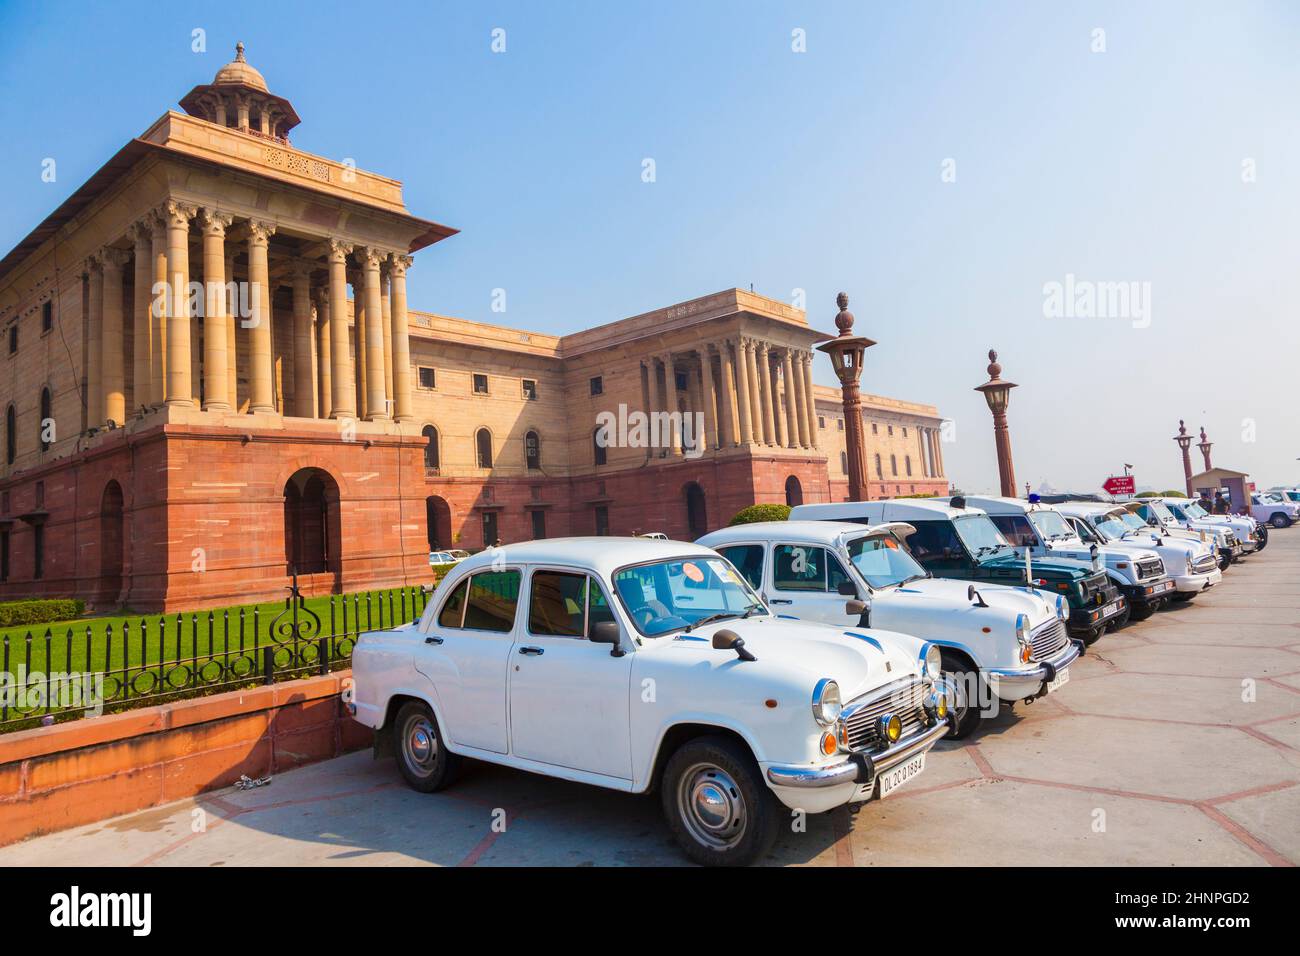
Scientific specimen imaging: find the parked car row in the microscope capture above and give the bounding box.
[352,491,1275,866]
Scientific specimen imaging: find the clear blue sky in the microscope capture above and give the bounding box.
[2,0,1297,493]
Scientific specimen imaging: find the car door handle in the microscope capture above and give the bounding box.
[769,599,793,605]
[518,646,544,656]
[424,636,444,645]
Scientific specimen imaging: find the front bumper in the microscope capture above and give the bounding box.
[1068,594,1126,635]
[765,719,948,811]
[1172,567,1221,593]
[984,637,1082,702]
[1121,577,1176,607]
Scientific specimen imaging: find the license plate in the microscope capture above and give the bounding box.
[1045,668,1070,694]
[876,753,926,799]
[1154,581,1174,594]
[1100,600,1120,619]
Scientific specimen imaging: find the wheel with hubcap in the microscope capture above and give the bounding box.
[661,736,779,866]
[1271,514,1290,529]
[939,651,984,739]
[392,700,460,793]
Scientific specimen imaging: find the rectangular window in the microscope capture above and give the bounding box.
[594,505,609,536]
[902,426,909,437]
[438,578,469,628]
[522,379,538,401]
[41,301,53,333]
[871,422,878,435]
[33,524,44,580]
[528,570,586,637]
[481,510,498,545]
[887,425,894,436]
[818,416,825,429]
[473,373,489,395]
[0,530,8,582]
[589,376,603,396]
[989,514,1038,549]
[774,544,826,591]
[418,367,436,389]
[717,544,764,590]
[530,509,546,540]
[464,569,520,632]
[837,419,844,431]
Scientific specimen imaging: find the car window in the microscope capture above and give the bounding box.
[846,534,926,588]
[613,557,759,636]
[990,515,1038,548]
[904,520,964,565]
[774,544,826,591]
[437,578,469,628]
[463,570,521,632]
[717,544,764,590]
[827,554,852,592]
[588,578,615,632]
[528,571,587,637]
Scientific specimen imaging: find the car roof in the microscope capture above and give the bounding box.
[940,494,1038,515]
[450,536,718,578]
[698,520,887,547]
[1053,501,1123,516]
[791,498,986,522]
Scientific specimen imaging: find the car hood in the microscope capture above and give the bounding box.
[982,550,1096,578]
[881,576,1056,623]
[663,616,922,702]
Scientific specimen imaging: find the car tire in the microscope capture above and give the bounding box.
[1170,591,1196,603]
[661,735,780,867]
[1128,600,1156,622]
[1218,552,1232,571]
[1271,514,1290,529]
[392,700,460,793]
[939,651,984,739]
[1106,606,1131,632]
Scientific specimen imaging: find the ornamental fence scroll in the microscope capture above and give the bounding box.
[0,574,432,733]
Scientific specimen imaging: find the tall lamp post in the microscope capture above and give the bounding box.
[974,349,1018,497]
[817,292,876,502]
[1197,426,1213,471]
[1174,420,1194,496]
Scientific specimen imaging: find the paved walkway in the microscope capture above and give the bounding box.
[4,530,1298,866]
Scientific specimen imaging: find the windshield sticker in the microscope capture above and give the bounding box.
[681,561,705,583]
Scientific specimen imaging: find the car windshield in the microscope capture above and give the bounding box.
[952,514,1012,559]
[1028,509,1076,541]
[1094,514,1132,541]
[612,556,765,637]
[846,534,927,588]
[1147,501,1178,522]
[1183,502,1209,518]
[1119,512,1149,532]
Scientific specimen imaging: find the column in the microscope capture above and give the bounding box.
[359,248,389,420]
[769,350,786,447]
[225,248,238,410]
[315,286,332,419]
[780,348,799,448]
[685,357,704,454]
[350,270,367,420]
[129,223,152,415]
[733,338,754,444]
[719,341,739,447]
[389,254,414,421]
[164,200,196,407]
[933,428,945,477]
[802,351,818,449]
[791,350,810,448]
[198,209,232,411]
[291,262,315,417]
[149,214,168,407]
[100,248,128,426]
[245,219,276,413]
[745,340,763,443]
[756,342,775,445]
[84,257,103,427]
[663,352,681,454]
[380,260,394,411]
[699,346,719,451]
[327,240,355,419]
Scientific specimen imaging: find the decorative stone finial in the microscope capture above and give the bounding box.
[986,349,1001,379]
[1178,419,1187,436]
[1199,425,1208,442]
[833,292,854,336]
[235,41,246,62]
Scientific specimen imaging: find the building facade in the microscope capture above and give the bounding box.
[0,47,946,612]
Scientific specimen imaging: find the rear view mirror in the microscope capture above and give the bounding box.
[589,620,625,657]
[845,599,866,616]
[712,628,757,662]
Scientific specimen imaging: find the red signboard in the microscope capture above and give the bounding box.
[1103,475,1136,496]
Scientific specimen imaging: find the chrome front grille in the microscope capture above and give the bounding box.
[1029,619,1069,661]
[1136,558,1164,580]
[1192,553,1217,574]
[841,677,929,752]
[1088,573,1118,606]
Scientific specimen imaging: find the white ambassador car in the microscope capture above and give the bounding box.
[350,538,949,866]
[1056,502,1221,602]
[697,520,1078,738]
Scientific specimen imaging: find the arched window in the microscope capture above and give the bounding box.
[524,430,541,470]
[475,428,493,469]
[784,475,804,507]
[840,450,848,474]
[593,428,607,466]
[890,454,898,476]
[874,453,882,478]
[4,404,14,465]
[905,455,912,477]
[39,388,51,452]
[421,425,440,471]
[684,482,707,538]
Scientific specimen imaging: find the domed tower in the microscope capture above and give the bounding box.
[178,42,301,142]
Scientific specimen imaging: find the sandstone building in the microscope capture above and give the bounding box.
[0,47,946,611]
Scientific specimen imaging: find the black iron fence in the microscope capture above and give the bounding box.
[0,577,432,733]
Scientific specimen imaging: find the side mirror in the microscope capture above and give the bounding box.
[967,584,989,608]
[845,599,866,616]
[589,620,625,657]
[712,628,757,662]
[837,579,858,597]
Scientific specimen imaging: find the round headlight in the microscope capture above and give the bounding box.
[877,713,903,744]
[923,644,943,681]
[1055,595,1067,620]
[811,678,842,726]
[1015,613,1030,642]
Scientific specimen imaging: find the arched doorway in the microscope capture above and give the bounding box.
[426,495,452,551]
[684,482,707,539]
[784,475,804,507]
[283,468,341,584]
[99,480,124,604]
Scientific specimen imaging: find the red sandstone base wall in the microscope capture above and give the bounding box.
[0,672,369,847]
